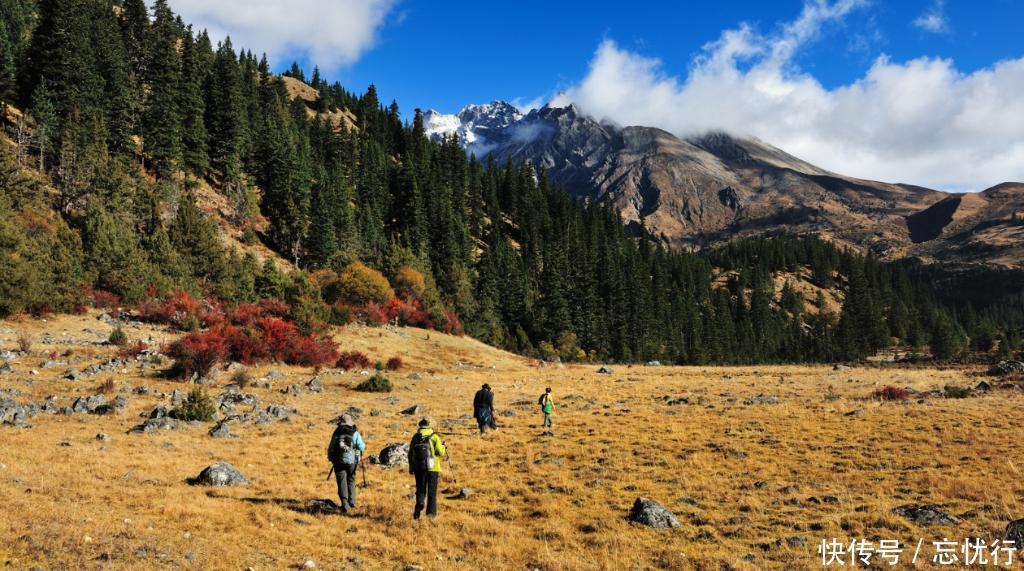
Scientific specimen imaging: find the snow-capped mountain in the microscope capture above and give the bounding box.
[423,100,523,154]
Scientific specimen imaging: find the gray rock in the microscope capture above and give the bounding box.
[844,409,866,417]
[209,422,234,439]
[497,409,516,417]
[369,409,382,417]
[96,432,110,442]
[147,405,169,419]
[743,394,782,406]
[63,368,82,381]
[218,389,258,409]
[989,360,1024,376]
[597,366,614,374]
[407,373,422,380]
[130,416,180,434]
[401,405,422,416]
[281,384,304,396]
[192,462,249,486]
[169,389,187,405]
[453,488,472,499]
[0,397,36,426]
[646,360,662,367]
[893,504,958,525]
[628,498,681,528]
[1006,519,1024,550]
[133,385,150,395]
[265,369,285,380]
[306,377,324,393]
[833,364,850,371]
[377,443,409,468]
[0,362,13,374]
[94,395,128,415]
[265,404,297,420]
[72,394,108,414]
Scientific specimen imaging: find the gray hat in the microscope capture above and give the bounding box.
[339,414,355,426]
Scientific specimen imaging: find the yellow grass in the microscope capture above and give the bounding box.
[0,312,1021,570]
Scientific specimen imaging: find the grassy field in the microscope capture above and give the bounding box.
[0,312,1021,570]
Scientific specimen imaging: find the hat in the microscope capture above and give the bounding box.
[482,383,491,390]
[339,414,354,426]
[418,417,432,428]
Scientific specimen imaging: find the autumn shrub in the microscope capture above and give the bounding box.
[166,330,229,379]
[118,340,149,360]
[337,351,372,371]
[230,368,251,389]
[327,262,394,305]
[355,372,393,393]
[16,332,33,353]
[385,356,403,371]
[392,266,426,300]
[108,326,128,346]
[137,291,225,331]
[873,386,912,401]
[441,310,464,336]
[97,377,116,394]
[91,290,122,311]
[383,298,433,329]
[362,302,388,326]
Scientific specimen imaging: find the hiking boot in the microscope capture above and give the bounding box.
[348,501,356,509]
[340,503,350,515]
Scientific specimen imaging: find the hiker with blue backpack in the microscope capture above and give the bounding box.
[408,417,448,520]
[473,383,496,434]
[327,414,366,514]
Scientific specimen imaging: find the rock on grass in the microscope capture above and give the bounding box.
[191,463,249,486]
[629,497,680,528]
[893,504,958,525]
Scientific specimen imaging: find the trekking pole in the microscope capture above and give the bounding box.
[326,464,334,482]
[360,459,367,487]
[445,453,458,483]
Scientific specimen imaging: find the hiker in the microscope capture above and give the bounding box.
[472,383,496,434]
[408,417,448,520]
[327,413,366,514]
[539,387,554,428]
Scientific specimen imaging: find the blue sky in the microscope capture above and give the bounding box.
[172,0,1024,189]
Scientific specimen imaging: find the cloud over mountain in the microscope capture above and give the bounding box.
[553,0,1024,190]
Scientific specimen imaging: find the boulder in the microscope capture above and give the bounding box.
[209,422,234,439]
[192,463,249,486]
[0,362,13,374]
[281,384,304,396]
[0,398,35,426]
[401,405,422,416]
[628,498,681,528]
[96,432,111,442]
[743,394,782,406]
[597,366,614,374]
[63,368,82,381]
[833,364,850,371]
[265,404,297,420]
[377,443,409,468]
[72,394,108,414]
[989,360,1024,376]
[1006,518,1024,550]
[407,373,422,380]
[893,504,958,525]
[130,417,179,434]
[646,360,662,367]
[306,378,324,393]
[94,395,128,415]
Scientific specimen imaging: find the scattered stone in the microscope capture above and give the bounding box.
[833,364,850,371]
[989,360,1024,376]
[844,409,866,417]
[754,481,768,490]
[453,488,472,499]
[63,368,82,381]
[169,389,187,405]
[265,404,297,421]
[96,432,110,442]
[0,362,13,374]
[628,498,681,528]
[1005,519,1024,549]
[265,370,286,380]
[209,422,234,439]
[281,384,304,396]
[0,398,37,426]
[497,409,515,417]
[130,417,180,434]
[401,405,422,416]
[743,394,782,405]
[192,463,249,487]
[133,386,150,395]
[305,378,324,393]
[597,366,614,374]
[893,504,958,525]
[377,443,409,468]
[407,373,422,380]
[71,394,107,414]
[370,408,383,417]
[218,389,258,409]
[303,560,316,570]
[94,396,128,415]
[646,360,662,367]
[976,381,993,392]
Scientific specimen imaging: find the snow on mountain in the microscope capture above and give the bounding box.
[423,100,523,154]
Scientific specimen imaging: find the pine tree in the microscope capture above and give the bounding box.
[180,27,211,174]
[142,0,183,177]
[206,38,246,178]
[0,20,16,106]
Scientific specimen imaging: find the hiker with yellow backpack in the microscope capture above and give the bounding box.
[539,387,554,428]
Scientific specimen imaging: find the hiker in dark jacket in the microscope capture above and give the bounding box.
[327,414,366,514]
[472,383,496,434]
[408,417,447,520]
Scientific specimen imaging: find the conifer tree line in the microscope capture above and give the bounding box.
[0,0,1020,363]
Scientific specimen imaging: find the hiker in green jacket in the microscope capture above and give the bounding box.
[407,417,447,520]
[539,387,554,428]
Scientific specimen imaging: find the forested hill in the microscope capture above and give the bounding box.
[0,0,1018,364]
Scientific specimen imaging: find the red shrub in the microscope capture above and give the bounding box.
[137,290,224,331]
[441,310,464,336]
[385,356,403,371]
[337,351,372,371]
[166,330,229,379]
[257,298,291,318]
[287,335,340,367]
[118,340,149,360]
[874,386,912,401]
[219,324,270,364]
[383,298,433,329]
[362,302,387,326]
[91,290,122,311]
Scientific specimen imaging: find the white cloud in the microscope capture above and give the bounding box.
[167,0,398,69]
[913,0,949,33]
[554,0,1024,190]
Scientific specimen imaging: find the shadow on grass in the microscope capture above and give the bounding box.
[205,493,354,516]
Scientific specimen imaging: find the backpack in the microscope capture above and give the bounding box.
[410,431,435,472]
[538,393,547,406]
[330,425,357,466]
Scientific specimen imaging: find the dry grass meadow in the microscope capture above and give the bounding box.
[1,312,1022,570]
